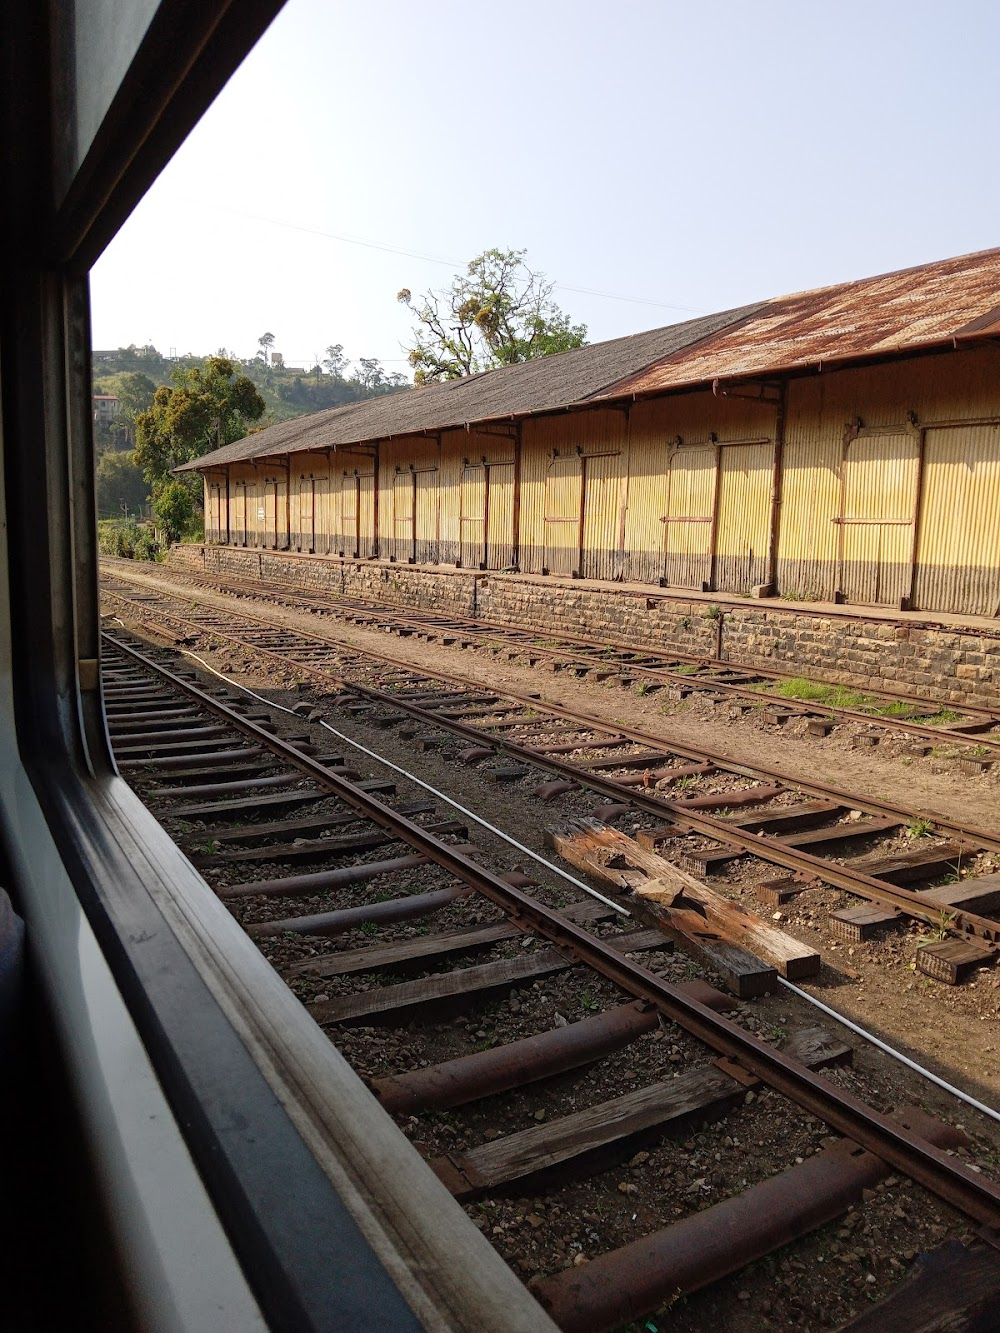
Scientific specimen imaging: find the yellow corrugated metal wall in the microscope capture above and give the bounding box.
[915,422,1000,615]
[209,344,1000,617]
[519,410,626,576]
[624,395,774,588]
[286,452,329,552]
[229,464,258,546]
[442,427,517,569]
[325,450,375,556]
[776,345,1000,610]
[379,438,440,563]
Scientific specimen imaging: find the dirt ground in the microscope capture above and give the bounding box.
[105,560,1000,832]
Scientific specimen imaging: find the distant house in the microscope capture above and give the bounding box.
[93,394,121,425]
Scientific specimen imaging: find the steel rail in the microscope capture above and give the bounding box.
[101,581,1000,853]
[102,630,1000,1232]
[100,589,1000,942]
[102,562,1000,744]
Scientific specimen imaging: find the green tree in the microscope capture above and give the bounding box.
[134,357,265,493]
[95,450,149,518]
[116,371,157,418]
[258,331,275,364]
[356,357,386,390]
[323,343,349,378]
[153,480,195,543]
[398,247,587,383]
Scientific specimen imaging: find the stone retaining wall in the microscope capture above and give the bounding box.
[166,544,1000,709]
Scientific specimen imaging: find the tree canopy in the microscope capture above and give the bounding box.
[95,449,149,518]
[398,248,587,383]
[116,371,157,419]
[323,344,349,378]
[134,356,265,494]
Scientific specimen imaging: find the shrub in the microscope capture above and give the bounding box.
[97,517,160,560]
[133,528,162,561]
[152,479,195,543]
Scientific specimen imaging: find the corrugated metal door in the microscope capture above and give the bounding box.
[234,481,247,546]
[714,443,773,592]
[393,471,415,562]
[358,472,375,557]
[487,462,515,569]
[839,433,918,606]
[544,454,582,575]
[340,473,358,555]
[263,481,276,547]
[208,484,221,542]
[276,478,288,549]
[299,477,315,553]
[581,452,623,581]
[914,423,1000,616]
[460,465,486,568]
[662,447,715,589]
[415,468,439,563]
[314,476,330,554]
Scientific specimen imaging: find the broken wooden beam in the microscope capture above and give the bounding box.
[546,818,819,990]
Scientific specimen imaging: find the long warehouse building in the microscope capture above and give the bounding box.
[180,248,1000,619]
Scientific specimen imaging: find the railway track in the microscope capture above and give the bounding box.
[102,556,1000,758]
[102,572,1000,984]
[101,627,1000,1332]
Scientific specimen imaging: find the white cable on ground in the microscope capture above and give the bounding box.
[778,976,1000,1125]
[179,647,1000,1125]
[181,650,629,916]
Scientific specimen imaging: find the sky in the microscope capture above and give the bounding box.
[90,0,1000,377]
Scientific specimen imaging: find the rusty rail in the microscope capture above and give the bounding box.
[102,631,1000,1232]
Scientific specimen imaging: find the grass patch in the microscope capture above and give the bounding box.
[750,676,926,717]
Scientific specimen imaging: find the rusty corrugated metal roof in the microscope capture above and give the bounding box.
[181,246,1000,474]
[177,302,763,472]
[595,247,1000,399]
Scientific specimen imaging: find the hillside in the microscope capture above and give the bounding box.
[92,344,408,427]
[91,345,409,519]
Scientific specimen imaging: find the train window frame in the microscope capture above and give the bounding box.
[0,4,547,1329]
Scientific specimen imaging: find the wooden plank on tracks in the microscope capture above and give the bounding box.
[548,819,816,985]
[431,1024,850,1199]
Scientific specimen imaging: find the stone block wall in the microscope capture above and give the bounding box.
[167,545,1000,708]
